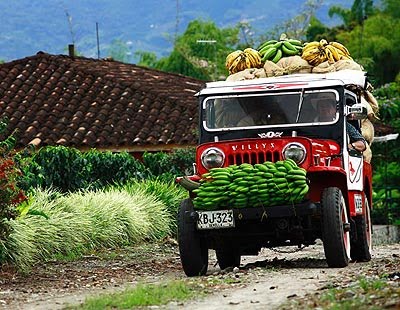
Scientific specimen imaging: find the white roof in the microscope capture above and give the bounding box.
[197,70,367,96]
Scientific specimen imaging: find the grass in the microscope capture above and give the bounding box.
[71,280,198,309]
[71,266,250,309]
[281,275,400,310]
[1,181,179,271]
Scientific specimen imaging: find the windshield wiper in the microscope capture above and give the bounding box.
[295,88,305,123]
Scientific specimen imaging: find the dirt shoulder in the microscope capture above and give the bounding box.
[0,240,399,309]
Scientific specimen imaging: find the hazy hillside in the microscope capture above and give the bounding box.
[0,0,350,63]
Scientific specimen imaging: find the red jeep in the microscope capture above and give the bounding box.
[177,70,372,277]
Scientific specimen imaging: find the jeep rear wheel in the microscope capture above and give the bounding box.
[321,187,350,267]
[351,197,372,262]
[215,246,241,270]
[178,199,208,277]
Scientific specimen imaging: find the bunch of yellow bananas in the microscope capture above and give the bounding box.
[225,48,262,74]
[301,39,352,66]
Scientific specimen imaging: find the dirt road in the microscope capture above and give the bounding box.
[0,240,398,309]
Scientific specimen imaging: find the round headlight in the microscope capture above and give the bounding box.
[283,143,306,164]
[201,147,225,170]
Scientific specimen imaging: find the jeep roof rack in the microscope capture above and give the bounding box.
[197,70,368,96]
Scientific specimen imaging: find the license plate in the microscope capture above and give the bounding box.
[197,210,235,230]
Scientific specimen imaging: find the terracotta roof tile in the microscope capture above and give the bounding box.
[0,52,205,150]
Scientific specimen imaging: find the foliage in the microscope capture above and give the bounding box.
[134,50,158,68]
[121,178,188,236]
[284,274,399,309]
[261,0,323,43]
[371,162,400,224]
[328,0,374,30]
[107,38,132,63]
[18,146,90,192]
[369,81,400,224]
[84,149,146,188]
[18,146,194,193]
[2,187,172,271]
[79,280,196,309]
[142,147,195,179]
[154,19,240,81]
[371,81,400,165]
[18,146,148,193]
[0,119,27,261]
[305,0,400,86]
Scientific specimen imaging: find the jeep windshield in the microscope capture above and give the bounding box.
[203,90,339,131]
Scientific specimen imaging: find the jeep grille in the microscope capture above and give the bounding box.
[227,150,282,165]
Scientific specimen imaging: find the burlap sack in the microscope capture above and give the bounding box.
[263,61,285,77]
[226,68,260,81]
[333,59,364,71]
[364,90,379,115]
[363,143,372,163]
[276,56,313,74]
[254,68,267,79]
[360,96,379,122]
[312,61,336,73]
[361,118,375,144]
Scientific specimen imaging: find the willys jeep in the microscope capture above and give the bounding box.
[176,70,372,277]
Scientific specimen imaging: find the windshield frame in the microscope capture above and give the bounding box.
[202,89,340,132]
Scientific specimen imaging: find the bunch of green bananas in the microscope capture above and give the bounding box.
[225,48,262,74]
[258,36,303,64]
[301,39,353,66]
[193,160,309,210]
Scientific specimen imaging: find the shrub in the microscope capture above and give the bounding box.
[84,149,147,189]
[0,119,27,260]
[142,147,195,179]
[18,146,148,193]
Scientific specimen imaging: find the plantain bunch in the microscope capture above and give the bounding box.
[225,48,262,74]
[192,160,309,210]
[301,39,353,66]
[257,33,303,64]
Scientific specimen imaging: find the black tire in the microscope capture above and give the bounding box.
[215,246,241,270]
[321,187,351,268]
[351,197,372,262]
[178,198,208,277]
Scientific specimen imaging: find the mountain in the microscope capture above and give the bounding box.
[0,0,350,63]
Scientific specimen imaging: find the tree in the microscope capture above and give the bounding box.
[107,39,132,63]
[305,15,339,42]
[154,19,240,81]
[304,0,400,86]
[262,0,323,42]
[328,0,374,30]
[134,51,158,68]
[335,10,400,85]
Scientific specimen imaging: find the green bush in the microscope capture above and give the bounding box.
[18,146,195,193]
[370,82,400,224]
[18,146,90,192]
[142,147,195,179]
[0,119,27,261]
[84,149,147,189]
[372,162,400,225]
[18,146,148,193]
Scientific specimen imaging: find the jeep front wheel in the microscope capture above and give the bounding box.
[178,198,208,276]
[321,187,350,267]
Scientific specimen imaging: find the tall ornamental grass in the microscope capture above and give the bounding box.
[121,178,188,234]
[2,187,171,271]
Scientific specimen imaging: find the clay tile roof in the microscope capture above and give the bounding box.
[0,52,205,151]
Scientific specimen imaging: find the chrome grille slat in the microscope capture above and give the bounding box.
[227,151,281,165]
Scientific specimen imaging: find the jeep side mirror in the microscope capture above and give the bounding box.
[345,103,368,120]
